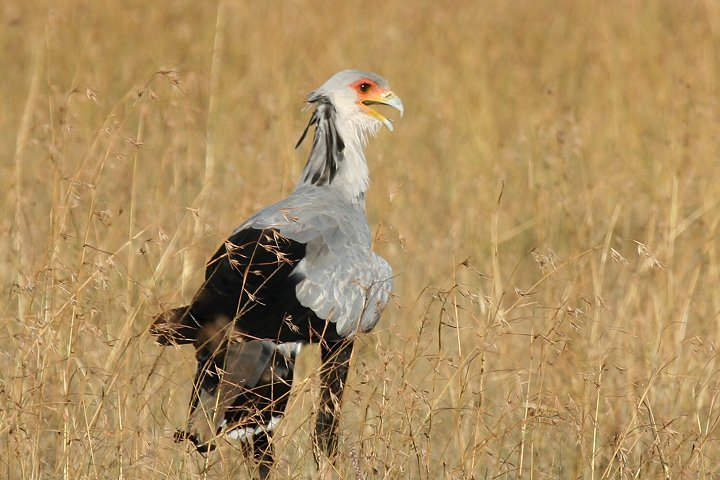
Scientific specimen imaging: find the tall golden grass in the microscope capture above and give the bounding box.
[2,0,719,478]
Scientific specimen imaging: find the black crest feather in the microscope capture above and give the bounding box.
[297,99,345,187]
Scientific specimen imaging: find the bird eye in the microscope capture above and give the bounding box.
[358,82,372,93]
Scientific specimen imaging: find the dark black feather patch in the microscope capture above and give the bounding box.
[297,100,345,187]
[151,227,341,346]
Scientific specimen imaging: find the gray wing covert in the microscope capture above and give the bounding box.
[239,189,393,338]
[238,189,367,244]
[293,241,393,337]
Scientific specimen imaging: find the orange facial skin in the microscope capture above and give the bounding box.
[351,78,403,131]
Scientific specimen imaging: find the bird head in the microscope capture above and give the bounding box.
[295,70,402,196]
[307,70,404,133]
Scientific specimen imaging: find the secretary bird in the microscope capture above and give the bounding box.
[151,70,402,476]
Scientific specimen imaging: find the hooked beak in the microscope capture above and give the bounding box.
[361,91,404,132]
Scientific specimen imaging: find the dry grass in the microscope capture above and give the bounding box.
[2,0,720,478]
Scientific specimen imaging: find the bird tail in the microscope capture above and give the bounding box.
[149,306,199,345]
[178,342,301,457]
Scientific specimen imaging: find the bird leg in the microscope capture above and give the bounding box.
[314,339,354,462]
[251,431,274,480]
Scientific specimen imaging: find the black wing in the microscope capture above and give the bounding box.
[152,227,337,345]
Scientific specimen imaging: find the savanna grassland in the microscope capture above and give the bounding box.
[2,1,720,478]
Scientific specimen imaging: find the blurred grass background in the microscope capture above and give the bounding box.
[2,0,720,478]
